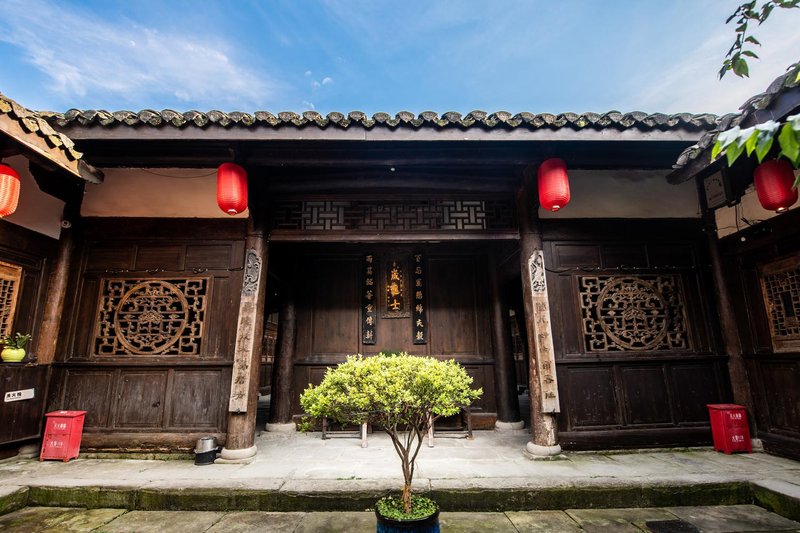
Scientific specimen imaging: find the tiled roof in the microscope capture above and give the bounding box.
[46,108,722,131]
[1,92,83,162]
[671,62,800,178]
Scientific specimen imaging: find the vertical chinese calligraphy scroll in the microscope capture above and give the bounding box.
[528,249,560,413]
[412,253,427,344]
[362,254,377,344]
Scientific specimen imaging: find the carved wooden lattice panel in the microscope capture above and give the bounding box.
[759,254,800,352]
[0,261,23,337]
[271,199,515,231]
[94,278,209,356]
[579,275,689,352]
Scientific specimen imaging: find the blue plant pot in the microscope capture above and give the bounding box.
[375,506,440,533]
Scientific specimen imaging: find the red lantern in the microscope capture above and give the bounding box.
[217,162,248,215]
[754,160,798,213]
[538,158,570,212]
[0,164,21,218]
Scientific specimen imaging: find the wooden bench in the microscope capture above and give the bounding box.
[321,417,369,448]
[427,406,473,447]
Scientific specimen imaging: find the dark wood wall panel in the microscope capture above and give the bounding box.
[757,361,799,434]
[114,371,167,428]
[50,219,246,448]
[0,365,50,444]
[167,370,225,429]
[720,212,800,460]
[542,220,728,449]
[671,363,724,423]
[62,370,115,429]
[561,366,618,428]
[290,246,495,423]
[620,366,672,425]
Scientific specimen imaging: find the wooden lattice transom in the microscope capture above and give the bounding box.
[0,261,23,337]
[580,275,689,352]
[759,254,800,353]
[94,278,209,356]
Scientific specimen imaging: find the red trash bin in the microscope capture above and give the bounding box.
[40,410,87,462]
[707,404,752,454]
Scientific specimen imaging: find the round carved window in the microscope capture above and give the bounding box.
[114,281,189,355]
[596,277,669,351]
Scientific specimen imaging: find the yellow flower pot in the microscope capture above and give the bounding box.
[1,347,26,363]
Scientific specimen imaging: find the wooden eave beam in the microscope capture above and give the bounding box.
[268,230,520,243]
[0,115,103,184]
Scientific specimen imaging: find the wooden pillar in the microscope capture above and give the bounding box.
[516,173,562,458]
[219,211,269,462]
[266,270,297,431]
[699,184,755,423]
[488,251,523,428]
[37,193,81,364]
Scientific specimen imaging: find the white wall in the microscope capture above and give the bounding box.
[539,169,700,219]
[81,168,249,218]
[3,155,65,238]
[715,170,800,238]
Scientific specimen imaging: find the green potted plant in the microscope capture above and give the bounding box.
[1,332,32,363]
[301,353,482,532]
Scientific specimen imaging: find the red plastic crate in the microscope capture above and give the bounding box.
[40,410,86,462]
[707,404,752,454]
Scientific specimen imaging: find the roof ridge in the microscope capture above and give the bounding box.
[45,108,724,132]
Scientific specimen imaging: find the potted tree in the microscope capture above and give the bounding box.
[301,353,482,532]
[1,332,32,363]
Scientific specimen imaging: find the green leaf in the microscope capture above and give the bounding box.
[733,57,750,77]
[726,141,745,166]
[742,50,759,58]
[745,35,761,45]
[745,129,759,155]
[711,141,724,160]
[755,131,775,162]
[778,123,800,164]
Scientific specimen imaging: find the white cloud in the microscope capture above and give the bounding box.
[0,0,282,109]
[622,11,800,114]
[311,80,321,89]
[322,76,333,85]
[305,70,312,76]
[302,100,315,109]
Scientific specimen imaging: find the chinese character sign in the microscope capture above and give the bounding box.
[383,259,411,318]
[412,253,427,344]
[362,254,377,344]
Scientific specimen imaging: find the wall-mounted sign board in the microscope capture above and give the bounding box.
[4,388,34,402]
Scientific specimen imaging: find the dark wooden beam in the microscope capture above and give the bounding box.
[268,230,519,243]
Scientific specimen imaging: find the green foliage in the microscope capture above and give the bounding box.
[720,0,800,79]
[0,332,31,350]
[300,353,482,429]
[300,353,481,514]
[711,114,800,188]
[376,495,437,521]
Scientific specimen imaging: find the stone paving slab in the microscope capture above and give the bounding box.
[667,504,800,532]
[205,511,305,533]
[437,512,517,531]
[506,510,583,532]
[292,511,374,533]
[566,507,678,533]
[96,510,224,532]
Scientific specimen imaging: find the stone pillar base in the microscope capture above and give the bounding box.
[495,420,525,430]
[265,422,297,433]
[215,444,257,464]
[524,441,565,460]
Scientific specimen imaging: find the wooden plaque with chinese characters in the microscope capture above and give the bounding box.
[383,258,411,319]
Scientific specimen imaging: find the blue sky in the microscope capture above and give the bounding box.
[0,0,798,115]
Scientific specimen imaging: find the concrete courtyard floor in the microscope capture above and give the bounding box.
[1,429,800,530]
